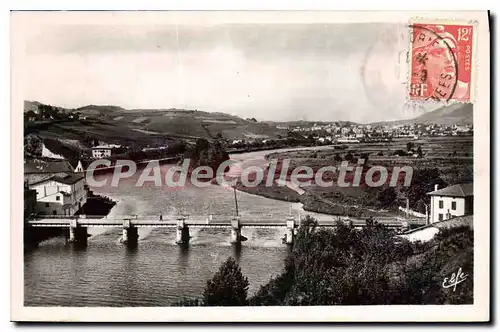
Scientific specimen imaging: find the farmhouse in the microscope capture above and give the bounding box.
[28,172,87,216]
[92,145,113,158]
[427,183,473,224]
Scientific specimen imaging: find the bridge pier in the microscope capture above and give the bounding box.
[230,217,241,244]
[285,217,296,245]
[176,218,190,244]
[122,220,138,245]
[68,220,88,246]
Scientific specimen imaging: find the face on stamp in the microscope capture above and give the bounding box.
[409,23,474,102]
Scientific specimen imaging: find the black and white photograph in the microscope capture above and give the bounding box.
[10,10,490,322]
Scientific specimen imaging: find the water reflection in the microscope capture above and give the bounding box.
[232,242,242,263]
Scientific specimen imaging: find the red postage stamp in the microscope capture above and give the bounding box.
[409,21,475,102]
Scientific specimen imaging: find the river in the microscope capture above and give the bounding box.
[24,147,337,306]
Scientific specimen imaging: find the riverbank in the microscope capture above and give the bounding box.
[229,139,472,219]
[80,190,117,215]
[233,182,378,218]
[228,146,400,218]
[233,181,301,203]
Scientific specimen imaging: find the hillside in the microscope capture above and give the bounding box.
[372,103,473,126]
[24,101,288,142]
[24,100,71,114]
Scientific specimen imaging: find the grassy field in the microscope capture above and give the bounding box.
[235,136,474,218]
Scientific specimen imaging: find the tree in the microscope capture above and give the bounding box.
[345,152,353,161]
[416,145,423,158]
[203,257,249,306]
[393,149,407,157]
[376,187,397,208]
[334,153,343,162]
[402,168,447,213]
[251,216,416,306]
[24,110,38,122]
[406,142,415,151]
[24,134,43,157]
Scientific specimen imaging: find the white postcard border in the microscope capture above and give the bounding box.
[10,10,490,322]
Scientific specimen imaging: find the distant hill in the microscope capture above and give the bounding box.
[372,103,473,126]
[24,101,287,141]
[24,100,71,114]
[267,120,359,128]
[75,105,126,116]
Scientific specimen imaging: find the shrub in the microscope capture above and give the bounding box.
[203,257,249,306]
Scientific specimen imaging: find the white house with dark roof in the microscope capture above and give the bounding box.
[427,183,473,224]
[28,172,87,216]
[91,145,112,158]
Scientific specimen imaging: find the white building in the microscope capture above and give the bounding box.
[427,183,473,224]
[92,145,112,158]
[74,160,85,173]
[340,127,350,136]
[28,172,87,216]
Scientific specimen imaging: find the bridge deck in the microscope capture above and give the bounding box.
[27,217,404,228]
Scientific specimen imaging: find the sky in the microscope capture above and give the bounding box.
[19,18,431,123]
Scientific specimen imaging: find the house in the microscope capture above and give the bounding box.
[340,127,350,136]
[27,172,87,216]
[92,145,112,158]
[427,183,473,224]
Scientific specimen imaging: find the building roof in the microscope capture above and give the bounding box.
[71,159,93,171]
[427,183,473,197]
[24,159,74,174]
[28,172,85,186]
[92,145,113,149]
[52,173,85,185]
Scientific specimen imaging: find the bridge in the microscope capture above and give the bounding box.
[26,214,409,246]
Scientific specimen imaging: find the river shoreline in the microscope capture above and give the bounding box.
[227,146,402,219]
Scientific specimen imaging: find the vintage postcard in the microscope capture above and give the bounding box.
[11,11,490,322]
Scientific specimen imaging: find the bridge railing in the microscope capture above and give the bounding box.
[31,214,413,228]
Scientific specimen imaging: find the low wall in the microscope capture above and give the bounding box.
[398,206,427,218]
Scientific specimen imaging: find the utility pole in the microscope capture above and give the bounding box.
[424,203,429,225]
[233,187,239,217]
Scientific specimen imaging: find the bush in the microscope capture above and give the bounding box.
[249,216,472,305]
[376,187,397,208]
[203,257,249,306]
